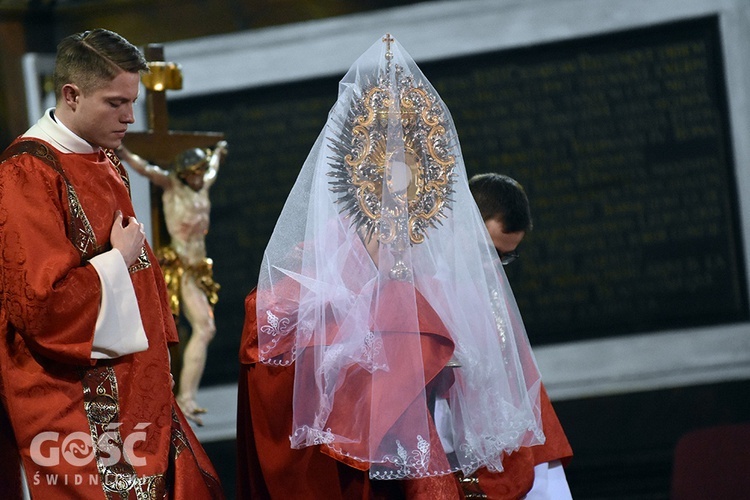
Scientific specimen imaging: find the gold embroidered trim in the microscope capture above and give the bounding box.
[129,247,151,274]
[104,148,131,195]
[81,366,168,499]
[170,409,189,459]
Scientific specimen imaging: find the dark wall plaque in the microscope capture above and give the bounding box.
[167,15,747,384]
[427,15,747,343]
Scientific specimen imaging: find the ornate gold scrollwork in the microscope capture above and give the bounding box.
[328,65,456,247]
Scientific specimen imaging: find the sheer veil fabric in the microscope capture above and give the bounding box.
[256,34,545,480]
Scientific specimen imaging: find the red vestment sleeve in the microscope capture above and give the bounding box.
[239,288,260,365]
[533,385,573,467]
[0,156,101,365]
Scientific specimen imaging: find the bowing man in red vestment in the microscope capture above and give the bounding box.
[0,29,223,499]
[237,34,567,499]
[461,173,573,499]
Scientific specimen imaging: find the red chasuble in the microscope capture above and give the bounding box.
[0,139,223,499]
[237,287,572,500]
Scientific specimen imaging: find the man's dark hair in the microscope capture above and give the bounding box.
[469,172,533,233]
[53,28,148,97]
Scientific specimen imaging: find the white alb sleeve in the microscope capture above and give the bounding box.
[524,460,573,500]
[89,249,148,359]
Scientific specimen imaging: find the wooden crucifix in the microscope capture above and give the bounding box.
[121,44,225,423]
[123,43,224,248]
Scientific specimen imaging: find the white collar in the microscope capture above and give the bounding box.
[23,108,99,154]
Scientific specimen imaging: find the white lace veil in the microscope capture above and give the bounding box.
[256,34,544,480]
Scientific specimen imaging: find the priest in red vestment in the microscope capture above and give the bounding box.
[0,29,223,499]
[238,290,573,499]
[237,34,571,499]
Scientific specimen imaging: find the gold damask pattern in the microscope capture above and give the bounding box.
[0,140,151,272]
[0,141,100,259]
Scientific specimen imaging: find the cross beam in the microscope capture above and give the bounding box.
[125,44,223,164]
[122,44,224,246]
